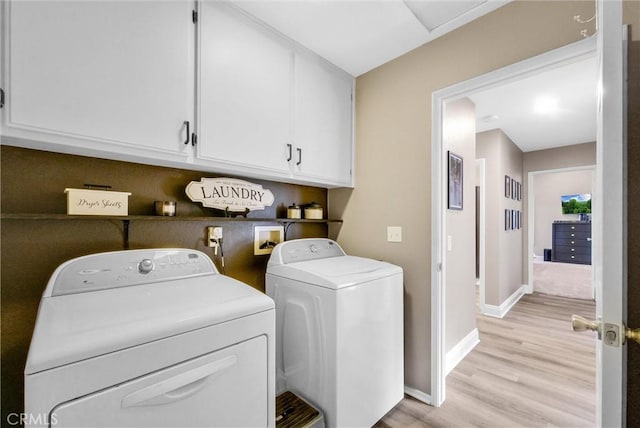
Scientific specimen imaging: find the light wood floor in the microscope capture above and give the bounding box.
[375,292,596,428]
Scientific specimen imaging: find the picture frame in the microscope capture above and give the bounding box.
[505,209,511,231]
[518,210,522,229]
[505,175,511,198]
[448,151,463,210]
[511,178,516,200]
[516,181,521,201]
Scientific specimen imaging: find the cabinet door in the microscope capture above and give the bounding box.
[293,52,354,187]
[3,1,194,161]
[197,2,292,176]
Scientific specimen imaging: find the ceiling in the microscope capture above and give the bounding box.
[470,56,597,152]
[229,0,597,152]
[230,0,511,77]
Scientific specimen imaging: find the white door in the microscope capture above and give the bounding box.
[3,1,193,161]
[593,0,626,425]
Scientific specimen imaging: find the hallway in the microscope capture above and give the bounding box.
[376,293,596,427]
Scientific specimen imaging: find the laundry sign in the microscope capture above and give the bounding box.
[186,178,275,212]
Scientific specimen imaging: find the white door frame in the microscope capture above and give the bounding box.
[476,158,487,315]
[595,1,626,426]
[432,3,627,421]
[526,165,596,297]
[431,37,597,407]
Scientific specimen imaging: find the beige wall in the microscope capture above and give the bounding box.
[500,132,525,304]
[443,98,477,355]
[477,129,524,307]
[533,169,594,257]
[328,1,597,395]
[523,142,596,285]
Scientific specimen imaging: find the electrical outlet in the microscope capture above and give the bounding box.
[387,226,402,243]
[206,226,223,247]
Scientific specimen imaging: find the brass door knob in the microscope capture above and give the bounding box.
[572,315,601,333]
[626,327,640,344]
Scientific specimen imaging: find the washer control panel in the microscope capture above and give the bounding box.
[277,239,346,264]
[51,249,217,296]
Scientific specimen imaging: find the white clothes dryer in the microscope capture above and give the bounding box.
[25,248,275,428]
[266,239,403,428]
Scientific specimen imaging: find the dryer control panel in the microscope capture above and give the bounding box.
[271,238,346,264]
[49,249,217,296]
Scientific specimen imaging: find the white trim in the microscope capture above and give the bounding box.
[482,285,526,319]
[445,328,479,375]
[431,86,446,407]
[476,159,487,315]
[420,1,512,44]
[431,37,597,408]
[404,386,433,406]
[596,4,626,426]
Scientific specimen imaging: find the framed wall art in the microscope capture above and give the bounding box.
[448,151,463,210]
[505,175,511,198]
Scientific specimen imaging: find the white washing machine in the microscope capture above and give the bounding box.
[24,248,275,428]
[266,239,403,428]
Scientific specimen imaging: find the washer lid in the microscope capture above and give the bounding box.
[25,274,274,374]
[266,255,402,289]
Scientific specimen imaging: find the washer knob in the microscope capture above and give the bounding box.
[309,244,319,253]
[138,259,154,274]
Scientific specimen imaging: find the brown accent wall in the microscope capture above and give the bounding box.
[627,38,640,428]
[0,146,328,421]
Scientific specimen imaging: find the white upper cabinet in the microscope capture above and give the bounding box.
[293,52,353,186]
[196,2,354,187]
[2,1,194,162]
[1,1,354,188]
[196,2,292,179]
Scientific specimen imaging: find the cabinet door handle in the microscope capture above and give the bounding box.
[296,148,302,166]
[286,144,292,162]
[0,88,4,109]
[183,121,190,145]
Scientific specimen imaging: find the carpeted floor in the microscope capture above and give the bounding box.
[533,260,593,300]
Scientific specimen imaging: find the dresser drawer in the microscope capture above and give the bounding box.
[557,223,591,232]
[552,252,592,264]
[553,231,591,240]
[553,245,592,256]
[553,237,592,247]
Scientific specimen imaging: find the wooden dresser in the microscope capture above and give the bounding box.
[552,221,592,265]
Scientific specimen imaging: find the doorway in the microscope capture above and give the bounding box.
[431,36,598,407]
[432,5,628,421]
[527,166,596,301]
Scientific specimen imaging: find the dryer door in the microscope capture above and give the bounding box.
[50,336,268,427]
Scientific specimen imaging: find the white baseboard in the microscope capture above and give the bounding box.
[445,328,479,375]
[483,284,526,318]
[404,386,433,405]
[524,282,533,294]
